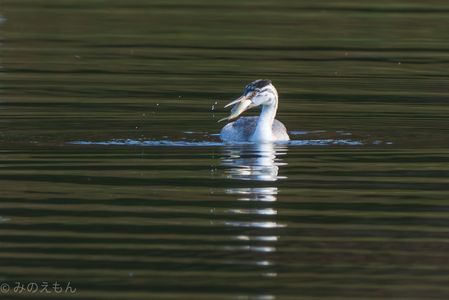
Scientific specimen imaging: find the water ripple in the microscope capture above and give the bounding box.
[69,138,363,147]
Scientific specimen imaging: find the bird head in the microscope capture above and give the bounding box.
[218,79,278,123]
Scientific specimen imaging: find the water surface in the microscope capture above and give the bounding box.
[1,0,449,299]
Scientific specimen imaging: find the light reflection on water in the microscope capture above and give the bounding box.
[220,143,287,285]
[69,138,362,147]
[221,143,287,182]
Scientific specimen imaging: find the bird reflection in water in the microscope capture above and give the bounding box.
[222,143,287,182]
[220,143,287,280]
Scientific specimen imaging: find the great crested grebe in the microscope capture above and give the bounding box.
[219,79,289,143]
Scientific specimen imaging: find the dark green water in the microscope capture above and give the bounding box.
[1,0,449,299]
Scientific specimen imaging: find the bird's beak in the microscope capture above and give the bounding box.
[218,95,254,123]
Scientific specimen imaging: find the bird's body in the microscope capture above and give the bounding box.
[219,79,289,143]
[220,117,289,142]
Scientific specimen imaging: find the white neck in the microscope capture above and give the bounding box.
[250,100,278,142]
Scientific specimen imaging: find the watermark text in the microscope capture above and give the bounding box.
[0,281,76,294]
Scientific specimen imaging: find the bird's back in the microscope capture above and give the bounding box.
[220,116,289,142]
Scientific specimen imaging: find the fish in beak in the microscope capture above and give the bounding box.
[218,93,255,123]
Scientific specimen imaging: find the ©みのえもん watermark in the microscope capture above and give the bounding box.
[0,281,76,294]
